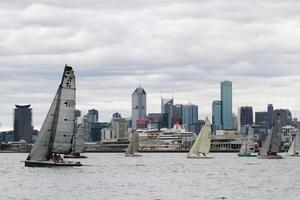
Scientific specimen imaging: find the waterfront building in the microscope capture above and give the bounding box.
[147,113,168,130]
[14,105,33,143]
[111,115,127,139]
[212,100,222,133]
[281,125,299,143]
[90,122,110,141]
[182,104,198,126]
[161,98,174,128]
[221,81,233,129]
[82,109,99,141]
[171,104,183,126]
[132,87,147,130]
[232,113,238,130]
[273,109,292,127]
[267,104,273,129]
[87,109,99,122]
[238,106,253,131]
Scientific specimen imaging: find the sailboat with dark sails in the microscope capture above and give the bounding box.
[25,65,82,167]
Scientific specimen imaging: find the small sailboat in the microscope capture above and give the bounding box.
[64,124,87,159]
[25,65,82,167]
[125,132,141,157]
[287,133,300,156]
[257,114,282,159]
[187,117,212,159]
[238,132,256,157]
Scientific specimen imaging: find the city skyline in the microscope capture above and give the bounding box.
[1,1,300,130]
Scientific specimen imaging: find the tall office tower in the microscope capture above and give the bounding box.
[171,104,183,126]
[239,106,253,130]
[87,109,99,122]
[75,110,81,118]
[111,114,127,139]
[221,81,233,129]
[212,100,222,133]
[273,109,292,127]
[14,105,33,143]
[161,98,174,128]
[182,104,198,125]
[255,112,268,125]
[267,104,274,128]
[132,87,147,130]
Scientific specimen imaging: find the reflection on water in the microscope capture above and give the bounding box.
[0,153,299,200]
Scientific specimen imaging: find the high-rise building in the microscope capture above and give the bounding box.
[161,98,173,128]
[273,109,292,127]
[111,115,127,139]
[14,105,33,142]
[75,110,81,118]
[182,104,198,125]
[82,109,99,141]
[221,81,233,129]
[232,113,238,130]
[171,104,183,126]
[212,100,222,132]
[87,109,99,122]
[239,106,253,129]
[267,104,274,129]
[90,122,110,141]
[132,87,147,130]
[147,113,168,130]
[255,112,268,125]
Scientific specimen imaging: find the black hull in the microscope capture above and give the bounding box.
[25,160,82,167]
[64,155,88,159]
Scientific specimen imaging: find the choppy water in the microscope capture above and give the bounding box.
[0,153,299,200]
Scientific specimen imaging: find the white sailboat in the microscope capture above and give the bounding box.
[187,117,212,159]
[238,131,256,157]
[64,124,87,159]
[257,114,282,159]
[25,65,82,167]
[125,132,141,157]
[287,133,300,156]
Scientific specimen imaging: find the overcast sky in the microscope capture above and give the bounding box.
[1,0,300,131]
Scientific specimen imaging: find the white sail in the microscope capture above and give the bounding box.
[126,132,139,155]
[188,118,211,156]
[239,132,255,154]
[27,66,76,161]
[288,137,295,156]
[260,117,281,155]
[73,125,85,153]
[295,134,300,154]
[52,67,76,153]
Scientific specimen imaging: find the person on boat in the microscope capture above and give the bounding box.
[202,153,206,156]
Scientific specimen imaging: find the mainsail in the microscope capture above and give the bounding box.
[288,134,300,156]
[260,117,281,156]
[126,132,139,155]
[239,132,255,154]
[188,118,211,156]
[73,125,85,154]
[27,66,76,161]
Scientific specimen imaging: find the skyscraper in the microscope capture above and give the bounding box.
[161,98,173,128]
[273,109,292,127]
[171,104,183,126]
[132,87,147,130]
[255,112,268,125]
[14,105,33,142]
[182,104,198,125]
[88,109,99,122]
[221,81,233,129]
[212,100,222,132]
[239,106,253,129]
[267,104,273,129]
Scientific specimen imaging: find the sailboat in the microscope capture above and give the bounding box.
[64,124,87,159]
[25,65,82,167]
[287,133,300,156]
[238,132,256,157]
[257,114,282,159]
[125,132,141,157]
[187,117,212,159]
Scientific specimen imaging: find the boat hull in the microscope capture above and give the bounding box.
[257,155,282,159]
[64,154,88,159]
[187,154,213,159]
[25,160,82,167]
[125,154,142,157]
[238,153,257,157]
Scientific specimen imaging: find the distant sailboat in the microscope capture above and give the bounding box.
[125,132,141,157]
[64,124,87,159]
[257,114,282,159]
[238,132,256,157]
[25,65,82,167]
[187,117,212,159]
[287,133,300,156]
